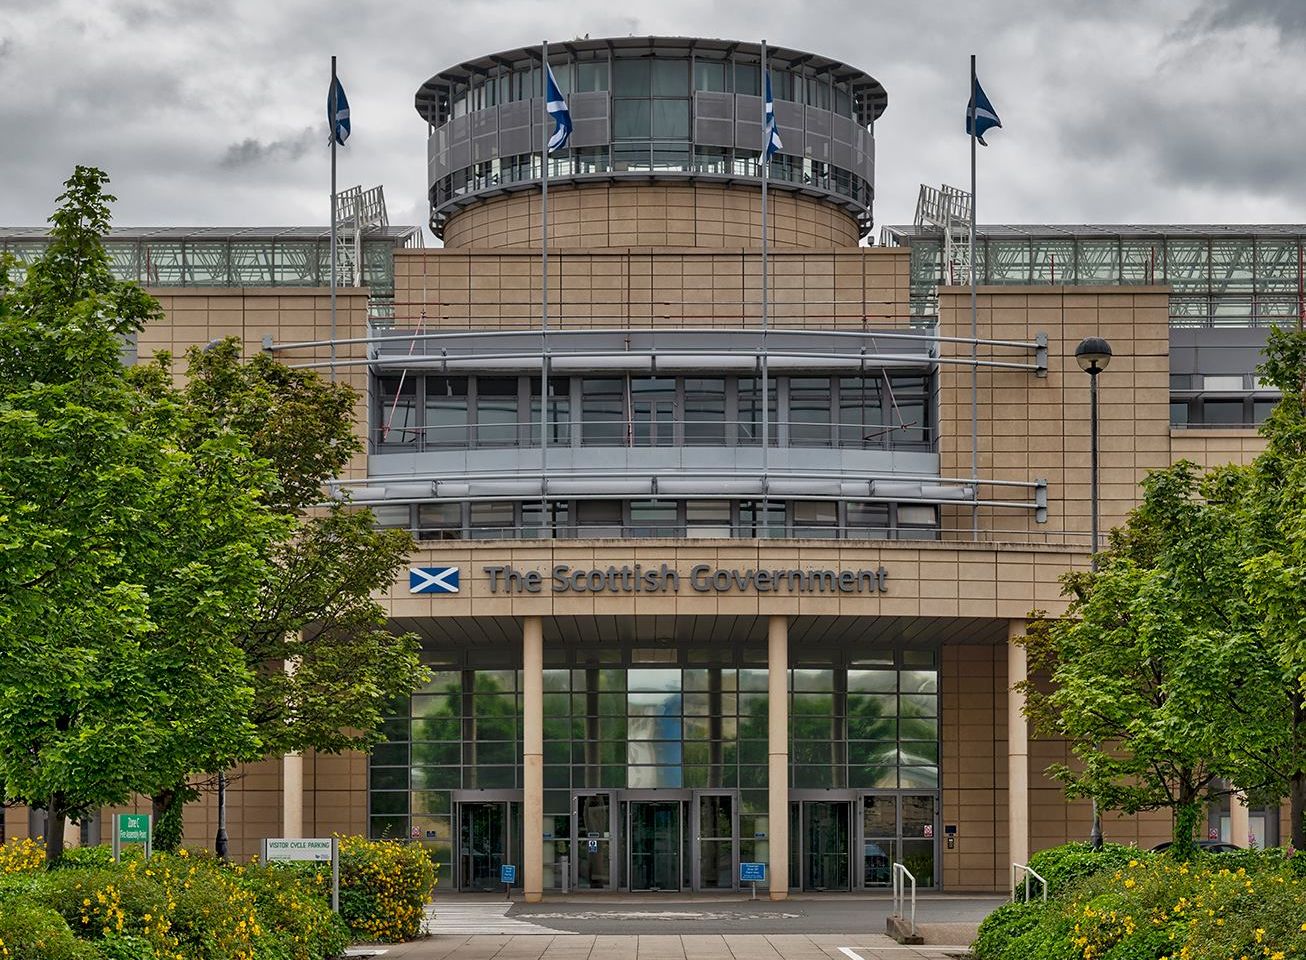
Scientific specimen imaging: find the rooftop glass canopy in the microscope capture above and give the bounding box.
[882,224,1306,329]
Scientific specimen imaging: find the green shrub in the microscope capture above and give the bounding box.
[1023,841,1144,897]
[337,837,434,942]
[52,846,115,871]
[38,866,170,943]
[91,935,156,960]
[232,861,349,960]
[973,900,1046,959]
[0,898,97,960]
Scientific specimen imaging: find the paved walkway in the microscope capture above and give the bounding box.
[361,934,972,959]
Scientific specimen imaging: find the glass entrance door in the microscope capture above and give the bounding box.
[575,792,615,890]
[861,794,938,889]
[803,801,851,891]
[694,792,736,890]
[629,801,682,891]
[458,801,507,891]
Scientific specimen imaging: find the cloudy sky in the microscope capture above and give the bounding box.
[1,0,1303,238]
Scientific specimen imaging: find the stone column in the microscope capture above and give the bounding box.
[1229,790,1250,848]
[522,616,544,902]
[1008,620,1030,869]
[283,753,304,838]
[767,615,789,900]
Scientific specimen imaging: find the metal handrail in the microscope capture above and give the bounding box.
[1011,863,1048,903]
[891,862,917,936]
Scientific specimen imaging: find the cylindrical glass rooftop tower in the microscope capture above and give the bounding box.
[415,37,887,248]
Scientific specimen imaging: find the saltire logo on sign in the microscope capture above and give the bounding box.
[409,566,460,594]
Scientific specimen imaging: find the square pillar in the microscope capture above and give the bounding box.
[282,753,304,838]
[767,615,789,900]
[522,616,544,902]
[1230,791,1250,848]
[1008,620,1029,870]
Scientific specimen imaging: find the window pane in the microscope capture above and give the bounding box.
[530,377,570,445]
[377,377,418,445]
[613,99,651,140]
[651,100,689,139]
[684,378,726,444]
[417,503,463,540]
[476,377,519,446]
[629,500,679,537]
[576,61,609,93]
[789,377,832,446]
[470,502,514,539]
[650,59,689,96]
[613,59,650,96]
[694,61,726,92]
[581,378,626,444]
[840,376,884,446]
[426,376,469,447]
[738,378,777,445]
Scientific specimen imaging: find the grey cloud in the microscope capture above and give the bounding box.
[219,126,317,170]
[1195,0,1306,38]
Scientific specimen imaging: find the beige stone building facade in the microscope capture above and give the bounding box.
[1,36,1295,897]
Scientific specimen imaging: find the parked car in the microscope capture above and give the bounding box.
[1148,840,1242,854]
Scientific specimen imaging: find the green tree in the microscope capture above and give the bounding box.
[0,168,281,862]
[1021,463,1291,857]
[142,339,426,836]
[1239,328,1306,848]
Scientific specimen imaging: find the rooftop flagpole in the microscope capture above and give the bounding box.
[330,54,338,381]
[540,39,550,538]
[969,53,979,535]
[760,40,771,537]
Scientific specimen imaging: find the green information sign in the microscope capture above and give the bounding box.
[113,813,152,861]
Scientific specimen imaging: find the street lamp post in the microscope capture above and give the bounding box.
[1075,335,1112,851]
[215,769,229,860]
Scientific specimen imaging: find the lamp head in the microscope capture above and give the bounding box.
[1075,336,1113,375]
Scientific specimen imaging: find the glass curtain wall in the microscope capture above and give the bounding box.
[369,650,939,888]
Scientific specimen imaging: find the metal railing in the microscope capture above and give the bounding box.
[371,417,933,455]
[891,862,917,936]
[1012,863,1048,903]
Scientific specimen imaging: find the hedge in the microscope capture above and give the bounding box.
[975,844,1306,960]
[0,834,441,958]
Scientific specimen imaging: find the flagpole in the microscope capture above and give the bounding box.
[540,40,551,538]
[968,53,978,535]
[760,39,771,537]
[330,54,338,382]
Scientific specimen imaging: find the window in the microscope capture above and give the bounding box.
[1202,399,1246,425]
[630,378,675,445]
[476,377,519,447]
[370,505,412,529]
[629,501,679,537]
[1170,401,1190,427]
[686,501,731,538]
[425,376,469,447]
[885,375,931,447]
[847,503,890,538]
[581,378,626,445]
[694,60,726,92]
[470,502,515,539]
[792,501,838,539]
[734,62,760,96]
[683,378,726,445]
[739,500,785,539]
[613,59,650,96]
[737,377,777,446]
[896,504,938,540]
[575,60,609,93]
[522,501,568,539]
[650,59,689,97]
[839,376,885,447]
[530,377,571,445]
[417,503,463,541]
[376,376,418,446]
[575,500,622,538]
[789,377,833,446]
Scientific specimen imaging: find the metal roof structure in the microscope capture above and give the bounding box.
[415,36,888,126]
[882,223,1306,241]
[0,225,421,243]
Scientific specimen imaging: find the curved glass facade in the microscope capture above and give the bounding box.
[418,39,884,238]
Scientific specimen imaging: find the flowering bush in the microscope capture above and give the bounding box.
[0,898,96,960]
[229,861,348,960]
[336,836,435,943]
[975,846,1306,960]
[0,838,45,876]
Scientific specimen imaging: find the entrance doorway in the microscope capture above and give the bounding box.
[458,802,506,891]
[695,792,737,890]
[801,800,852,891]
[863,794,938,889]
[629,801,682,891]
[574,792,616,890]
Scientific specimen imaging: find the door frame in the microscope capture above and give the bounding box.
[857,791,942,891]
[623,791,687,892]
[691,789,740,892]
[790,790,858,892]
[571,789,618,891]
[452,789,520,892]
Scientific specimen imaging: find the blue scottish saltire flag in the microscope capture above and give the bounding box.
[763,71,783,161]
[966,76,1001,146]
[328,75,350,146]
[545,64,572,153]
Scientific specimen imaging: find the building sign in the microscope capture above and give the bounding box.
[410,566,460,594]
[113,813,152,862]
[483,563,889,595]
[263,838,335,863]
[740,862,767,883]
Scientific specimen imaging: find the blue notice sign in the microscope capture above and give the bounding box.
[500,864,517,885]
[739,862,767,883]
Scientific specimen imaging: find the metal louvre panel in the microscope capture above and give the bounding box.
[805,106,831,160]
[428,127,451,181]
[571,117,609,147]
[775,100,804,144]
[569,91,609,120]
[498,124,531,156]
[448,114,471,171]
[471,108,498,161]
[733,93,763,152]
[694,92,735,147]
[831,114,855,146]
